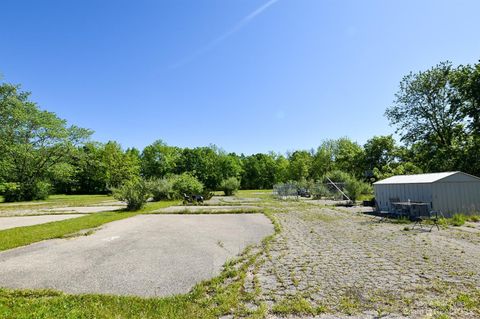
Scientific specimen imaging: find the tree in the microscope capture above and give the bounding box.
[362,135,397,181]
[140,140,181,179]
[0,82,92,201]
[241,153,278,189]
[385,62,466,172]
[74,142,108,194]
[177,147,221,190]
[311,140,336,180]
[103,141,140,189]
[333,138,365,178]
[288,150,313,181]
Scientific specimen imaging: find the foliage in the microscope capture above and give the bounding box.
[288,150,313,181]
[0,82,92,201]
[112,179,150,211]
[3,181,51,202]
[343,178,371,202]
[384,61,480,175]
[148,178,175,201]
[171,173,204,197]
[220,177,240,196]
[363,135,398,181]
[310,182,332,199]
[141,140,181,179]
[241,153,282,189]
[103,142,141,189]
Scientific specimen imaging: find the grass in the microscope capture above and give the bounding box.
[0,194,115,211]
[271,295,326,315]
[0,200,178,252]
[438,213,480,227]
[0,211,137,251]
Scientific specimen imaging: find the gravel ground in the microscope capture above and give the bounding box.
[244,204,480,318]
[0,214,273,297]
[0,214,84,230]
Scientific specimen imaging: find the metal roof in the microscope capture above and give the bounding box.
[373,172,460,185]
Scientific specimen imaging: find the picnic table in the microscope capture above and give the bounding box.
[391,201,430,218]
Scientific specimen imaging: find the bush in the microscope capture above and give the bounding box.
[344,178,371,203]
[2,181,51,202]
[220,177,240,196]
[171,173,204,198]
[113,179,150,211]
[310,182,331,199]
[148,178,175,201]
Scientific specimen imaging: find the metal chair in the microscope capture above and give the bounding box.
[412,210,440,232]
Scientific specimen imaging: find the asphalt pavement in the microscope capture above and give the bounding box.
[0,213,273,297]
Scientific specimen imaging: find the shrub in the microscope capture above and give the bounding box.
[171,173,204,198]
[2,181,51,202]
[220,177,240,196]
[113,179,150,211]
[342,176,372,203]
[324,170,352,184]
[148,178,175,201]
[310,182,331,199]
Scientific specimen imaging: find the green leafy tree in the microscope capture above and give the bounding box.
[385,62,466,172]
[334,138,365,178]
[0,82,91,201]
[311,140,336,181]
[140,140,181,178]
[75,142,108,194]
[177,147,220,190]
[241,153,279,189]
[362,135,398,181]
[288,150,313,181]
[103,141,140,189]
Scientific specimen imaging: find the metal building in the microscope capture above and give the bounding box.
[373,171,480,217]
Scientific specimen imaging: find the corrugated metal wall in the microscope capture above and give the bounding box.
[432,182,480,216]
[374,184,432,211]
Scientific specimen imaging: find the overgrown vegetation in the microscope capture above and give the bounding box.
[220,177,241,196]
[112,179,151,211]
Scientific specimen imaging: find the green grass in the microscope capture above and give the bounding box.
[0,211,137,251]
[0,288,210,319]
[271,295,326,315]
[0,194,114,211]
[0,200,178,251]
[437,214,480,228]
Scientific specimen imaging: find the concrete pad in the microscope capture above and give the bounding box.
[42,205,124,214]
[0,214,273,297]
[155,205,261,213]
[0,214,84,231]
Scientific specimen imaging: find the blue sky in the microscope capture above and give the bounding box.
[2,0,479,154]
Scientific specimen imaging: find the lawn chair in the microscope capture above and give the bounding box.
[412,209,440,232]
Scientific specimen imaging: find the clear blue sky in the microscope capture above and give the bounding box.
[2,0,479,154]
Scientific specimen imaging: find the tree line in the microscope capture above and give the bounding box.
[1,59,479,202]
